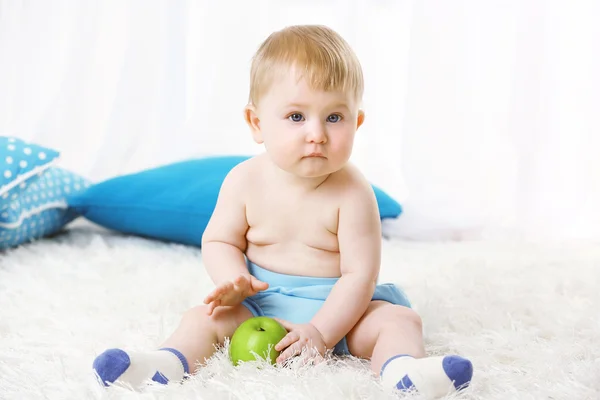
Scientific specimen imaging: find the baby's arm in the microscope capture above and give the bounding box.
[201,164,268,313]
[310,176,381,349]
[201,164,250,283]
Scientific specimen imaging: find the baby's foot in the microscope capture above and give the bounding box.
[92,347,189,389]
[380,354,473,398]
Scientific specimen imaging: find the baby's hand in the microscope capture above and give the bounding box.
[273,319,327,364]
[203,274,268,315]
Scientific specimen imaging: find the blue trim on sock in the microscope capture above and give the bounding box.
[152,371,169,384]
[396,374,415,391]
[92,348,131,387]
[379,354,414,377]
[159,347,190,374]
[442,355,474,390]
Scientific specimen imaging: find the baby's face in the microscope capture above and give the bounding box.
[250,70,363,178]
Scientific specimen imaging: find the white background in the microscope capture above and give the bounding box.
[1,0,599,241]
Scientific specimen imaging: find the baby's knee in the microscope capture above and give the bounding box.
[180,305,246,342]
[179,305,227,336]
[384,306,422,330]
[181,305,213,326]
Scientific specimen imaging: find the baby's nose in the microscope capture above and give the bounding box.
[306,123,327,143]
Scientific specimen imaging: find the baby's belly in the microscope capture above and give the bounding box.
[245,241,341,278]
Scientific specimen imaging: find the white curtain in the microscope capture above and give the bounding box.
[1,0,598,241]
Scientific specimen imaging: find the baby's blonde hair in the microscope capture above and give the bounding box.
[248,25,364,106]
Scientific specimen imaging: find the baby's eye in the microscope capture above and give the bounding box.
[327,114,342,123]
[289,113,304,122]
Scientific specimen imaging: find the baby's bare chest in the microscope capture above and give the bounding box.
[245,191,339,249]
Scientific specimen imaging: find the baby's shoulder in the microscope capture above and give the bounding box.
[220,155,263,193]
[328,163,372,195]
[327,164,378,214]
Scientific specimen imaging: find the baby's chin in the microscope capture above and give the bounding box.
[291,162,344,179]
[268,155,346,179]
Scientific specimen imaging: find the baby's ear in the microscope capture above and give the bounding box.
[244,104,263,144]
[356,109,365,130]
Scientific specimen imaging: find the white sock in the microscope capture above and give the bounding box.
[380,354,473,398]
[93,347,189,389]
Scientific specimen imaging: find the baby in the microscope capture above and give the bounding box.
[92,25,473,398]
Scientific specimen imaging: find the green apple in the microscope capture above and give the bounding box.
[229,316,288,366]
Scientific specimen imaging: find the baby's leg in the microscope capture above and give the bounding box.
[93,304,252,389]
[346,301,473,398]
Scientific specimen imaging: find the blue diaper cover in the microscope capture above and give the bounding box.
[241,260,412,356]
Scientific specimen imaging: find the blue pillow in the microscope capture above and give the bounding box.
[68,156,402,247]
[0,167,90,249]
[0,136,60,204]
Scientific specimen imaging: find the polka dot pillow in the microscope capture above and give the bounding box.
[0,136,60,204]
[0,167,90,249]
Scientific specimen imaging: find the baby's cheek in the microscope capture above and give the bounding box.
[330,134,354,157]
[267,139,298,165]
[275,137,299,155]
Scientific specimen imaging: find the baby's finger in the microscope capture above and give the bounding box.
[275,331,299,352]
[297,350,323,367]
[206,300,221,315]
[250,277,269,291]
[214,282,234,297]
[203,291,218,304]
[204,286,224,304]
[277,342,302,363]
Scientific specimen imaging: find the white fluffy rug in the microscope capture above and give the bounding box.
[0,223,599,400]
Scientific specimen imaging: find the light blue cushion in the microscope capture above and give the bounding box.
[68,156,403,247]
[0,136,60,204]
[0,167,90,249]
